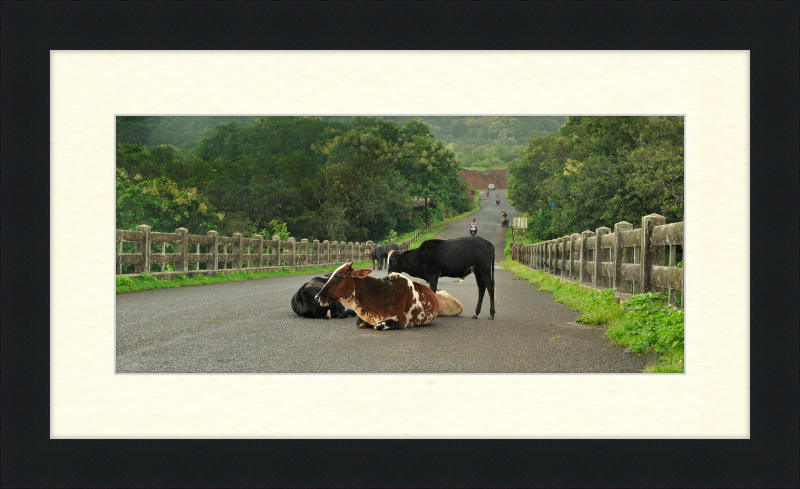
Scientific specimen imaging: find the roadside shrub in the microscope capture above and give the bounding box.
[116,276,134,288]
[606,292,684,355]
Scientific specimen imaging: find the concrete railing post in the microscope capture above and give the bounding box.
[579,231,593,283]
[312,239,320,266]
[402,240,410,251]
[254,235,264,269]
[287,238,296,268]
[560,236,568,277]
[135,224,151,274]
[273,236,282,267]
[570,233,580,280]
[175,227,189,272]
[232,233,243,270]
[613,221,632,292]
[640,214,666,294]
[594,227,610,288]
[206,230,218,271]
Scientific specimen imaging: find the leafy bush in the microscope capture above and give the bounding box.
[606,292,684,355]
[116,276,134,289]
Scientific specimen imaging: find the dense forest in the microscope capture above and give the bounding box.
[116,116,473,242]
[507,116,684,241]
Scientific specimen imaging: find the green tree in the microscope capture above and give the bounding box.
[116,168,221,234]
[508,116,684,240]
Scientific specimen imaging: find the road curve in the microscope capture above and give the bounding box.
[116,190,651,373]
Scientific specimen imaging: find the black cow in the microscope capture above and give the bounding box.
[370,245,388,270]
[291,275,357,319]
[371,243,399,270]
[387,237,495,319]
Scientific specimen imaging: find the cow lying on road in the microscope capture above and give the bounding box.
[291,275,357,319]
[315,263,439,330]
[387,236,496,319]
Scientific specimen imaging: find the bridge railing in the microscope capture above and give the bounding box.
[405,223,431,248]
[510,213,684,308]
[116,225,382,280]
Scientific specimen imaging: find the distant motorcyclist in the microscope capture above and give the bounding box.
[501,211,509,226]
[469,219,478,236]
[495,195,500,204]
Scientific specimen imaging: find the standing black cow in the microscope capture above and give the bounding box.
[291,275,357,319]
[370,245,388,270]
[371,243,399,270]
[387,237,495,319]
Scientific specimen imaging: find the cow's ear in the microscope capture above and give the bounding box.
[353,268,373,279]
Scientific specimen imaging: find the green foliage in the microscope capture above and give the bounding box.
[254,220,292,241]
[116,168,221,233]
[606,292,685,356]
[507,116,684,240]
[116,275,134,289]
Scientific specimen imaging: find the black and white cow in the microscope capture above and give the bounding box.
[387,236,495,319]
[291,275,357,319]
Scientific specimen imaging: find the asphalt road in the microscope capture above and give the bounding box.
[116,190,650,373]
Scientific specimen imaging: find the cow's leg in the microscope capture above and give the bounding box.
[473,273,486,319]
[428,274,439,293]
[479,270,495,319]
[376,317,402,331]
[356,317,373,328]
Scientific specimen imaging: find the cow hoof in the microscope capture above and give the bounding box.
[376,323,390,331]
[471,315,479,319]
[488,315,495,320]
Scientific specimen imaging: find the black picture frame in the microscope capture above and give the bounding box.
[2,2,797,487]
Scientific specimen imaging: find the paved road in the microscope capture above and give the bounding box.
[116,190,650,373]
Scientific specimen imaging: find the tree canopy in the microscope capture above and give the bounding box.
[116,116,471,242]
[507,116,684,240]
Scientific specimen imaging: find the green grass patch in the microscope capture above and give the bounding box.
[499,259,684,373]
[116,261,373,294]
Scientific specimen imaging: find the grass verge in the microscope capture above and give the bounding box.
[499,258,684,373]
[116,261,373,294]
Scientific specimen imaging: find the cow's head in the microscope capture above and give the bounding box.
[386,250,408,275]
[314,262,372,306]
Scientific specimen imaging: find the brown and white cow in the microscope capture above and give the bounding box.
[314,262,439,331]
